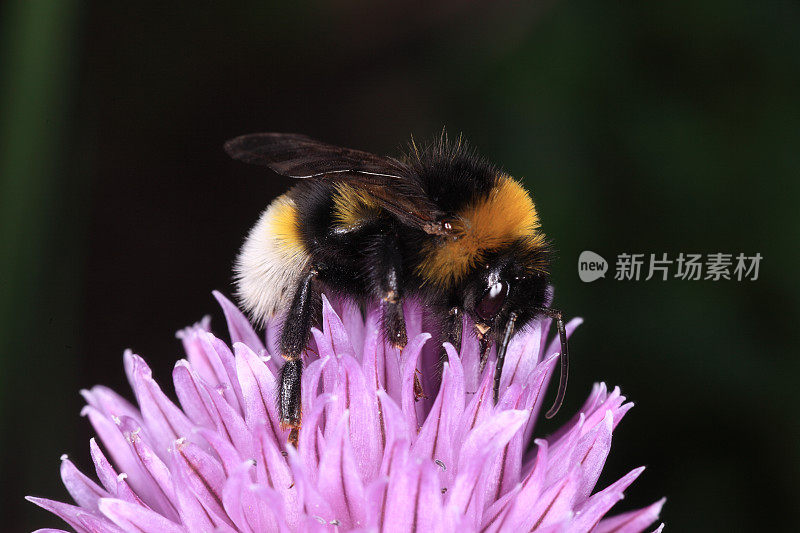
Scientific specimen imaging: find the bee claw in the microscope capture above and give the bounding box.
[287,427,299,448]
[413,369,427,402]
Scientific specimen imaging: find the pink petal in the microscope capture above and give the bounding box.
[59,456,108,512]
[364,476,390,530]
[298,394,334,484]
[594,498,666,533]
[222,462,290,533]
[458,365,495,446]
[316,411,367,528]
[172,458,219,533]
[382,449,444,533]
[521,352,560,445]
[545,413,586,487]
[220,463,258,533]
[411,344,464,485]
[458,409,529,473]
[89,438,119,493]
[232,342,287,444]
[26,497,122,533]
[186,331,244,414]
[302,354,329,416]
[499,323,542,391]
[286,446,336,522]
[571,410,614,505]
[120,417,179,520]
[198,372,256,459]
[88,438,150,508]
[338,298,366,360]
[112,472,148,508]
[521,468,580,530]
[175,319,217,385]
[80,386,143,426]
[399,332,432,432]
[171,438,234,529]
[98,498,183,533]
[172,360,218,429]
[197,426,245,477]
[361,306,387,391]
[484,439,549,531]
[447,456,489,527]
[481,384,526,504]
[81,407,155,502]
[126,353,194,457]
[570,466,646,531]
[213,290,266,354]
[376,390,413,464]
[336,354,382,479]
[321,294,356,359]
[256,424,301,527]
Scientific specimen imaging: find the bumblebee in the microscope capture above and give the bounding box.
[225,133,569,445]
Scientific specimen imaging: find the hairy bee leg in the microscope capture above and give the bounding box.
[383,297,408,349]
[371,229,419,399]
[279,359,303,446]
[439,306,463,364]
[493,312,518,404]
[279,268,320,446]
[372,229,407,349]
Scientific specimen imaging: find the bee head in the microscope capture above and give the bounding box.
[463,238,552,340]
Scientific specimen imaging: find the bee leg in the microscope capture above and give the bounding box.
[478,334,492,374]
[279,268,320,447]
[439,306,463,364]
[382,293,408,350]
[413,369,428,402]
[493,312,518,404]
[373,231,407,350]
[370,230,418,397]
[378,257,422,399]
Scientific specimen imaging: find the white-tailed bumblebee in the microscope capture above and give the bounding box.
[225,133,569,445]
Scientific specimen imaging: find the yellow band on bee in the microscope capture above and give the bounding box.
[270,195,307,257]
[331,183,381,229]
[417,175,547,286]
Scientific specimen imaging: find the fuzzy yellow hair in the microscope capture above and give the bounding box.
[331,183,381,229]
[417,175,546,286]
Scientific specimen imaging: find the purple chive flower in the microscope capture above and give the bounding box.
[29,291,664,532]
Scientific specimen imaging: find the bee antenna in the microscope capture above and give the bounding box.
[540,308,569,419]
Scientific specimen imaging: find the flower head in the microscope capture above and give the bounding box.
[29,292,664,532]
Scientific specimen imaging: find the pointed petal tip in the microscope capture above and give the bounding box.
[320,292,332,307]
[630,465,647,477]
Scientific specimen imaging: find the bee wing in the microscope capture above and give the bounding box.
[225,133,449,235]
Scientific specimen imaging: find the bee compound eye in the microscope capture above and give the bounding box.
[476,281,509,322]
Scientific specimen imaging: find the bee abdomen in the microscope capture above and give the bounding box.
[235,194,311,324]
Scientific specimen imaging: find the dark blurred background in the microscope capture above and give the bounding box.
[2,1,799,531]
